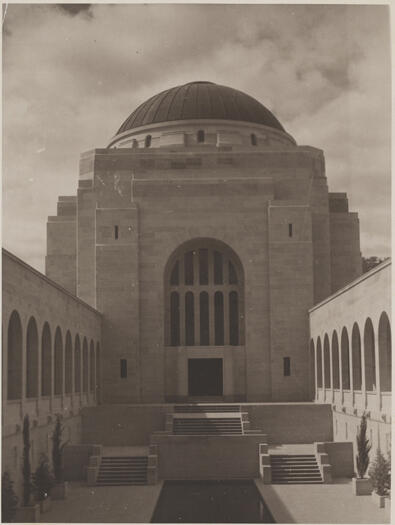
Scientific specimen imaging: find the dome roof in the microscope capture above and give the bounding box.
[116,81,285,135]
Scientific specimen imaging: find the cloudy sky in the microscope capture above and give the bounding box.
[3,3,391,272]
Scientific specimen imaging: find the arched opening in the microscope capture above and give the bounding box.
[323,334,331,388]
[378,312,391,391]
[96,342,101,403]
[54,327,63,395]
[309,339,315,399]
[132,139,138,149]
[145,135,151,148]
[250,133,257,146]
[332,331,340,389]
[41,323,52,396]
[89,340,95,392]
[82,338,88,393]
[317,338,322,388]
[65,331,72,394]
[7,310,23,400]
[364,318,376,391]
[352,323,362,390]
[166,240,244,347]
[197,130,205,143]
[74,335,81,393]
[26,317,39,398]
[341,327,350,389]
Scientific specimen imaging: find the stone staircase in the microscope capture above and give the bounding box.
[174,404,241,413]
[270,454,323,484]
[96,456,148,486]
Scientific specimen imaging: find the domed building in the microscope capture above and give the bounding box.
[45,81,362,404]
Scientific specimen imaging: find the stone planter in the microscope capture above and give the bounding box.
[39,496,52,513]
[51,481,68,500]
[371,491,386,508]
[15,503,40,522]
[352,477,373,495]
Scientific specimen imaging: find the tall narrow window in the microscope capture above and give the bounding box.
[170,261,179,286]
[199,249,209,285]
[197,130,205,143]
[185,292,195,345]
[214,292,224,345]
[283,357,291,376]
[229,291,239,345]
[120,359,127,378]
[288,224,293,237]
[184,251,194,285]
[145,135,152,148]
[114,225,119,240]
[170,292,180,346]
[132,139,138,149]
[214,251,223,284]
[229,261,238,284]
[251,133,257,146]
[200,292,209,345]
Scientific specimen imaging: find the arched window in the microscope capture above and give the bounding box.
[341,327,350,389]
[65,331,72,394]
[145,135,151,148]
[323,334,331,388]
[26,317,39,398]
[166,241,244,346]
[364,318,376,391]
[309,339,315,399]
[132,139,138,149]
[74,335,81,393]
[250,133,257,146]
[317,338,322,388]
[96,342,101,403]
[197,130,205,143]
[352,323,362,390]
[54,327,63,395]
[332,331,340,389]
[41,323,52,396]
[7,311,23,400]
[378,312,391,391]
[82,338,88,393]
[89,341,95,392]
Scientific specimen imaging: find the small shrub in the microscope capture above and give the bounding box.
[355,413,371,478]
[52,414,67,483]
[22,414,33,506]
[32,455,55,501]
[2,471,18,522]
[369,449,391,496]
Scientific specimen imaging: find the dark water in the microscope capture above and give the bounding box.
[151,480,276,523]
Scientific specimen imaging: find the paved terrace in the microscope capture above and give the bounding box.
[39,478,390,524]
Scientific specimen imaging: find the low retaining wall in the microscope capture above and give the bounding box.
[320,441,354,478]
[150,433,266,479]
[63,444,102,480]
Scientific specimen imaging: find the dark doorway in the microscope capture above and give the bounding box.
[151,480,275,523]
[188,358,223,396]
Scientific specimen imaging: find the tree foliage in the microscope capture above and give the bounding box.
[356,413,371,478]
[2,472,18,522]
[52,414,67,482]
[369,449,391,496]
[22,414,32,506]
[32,454,55,501]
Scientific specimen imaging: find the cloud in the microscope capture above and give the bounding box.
[3,4,391,271]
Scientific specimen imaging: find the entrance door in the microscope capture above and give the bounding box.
[188,358,223,396]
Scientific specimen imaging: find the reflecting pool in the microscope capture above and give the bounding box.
[151,480,275,523]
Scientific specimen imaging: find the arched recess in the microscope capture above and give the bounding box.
[364,318,376,391]
[165,238,244,347]
[309,339,315,399]
[7,310,23,400]
[332,331,340,389]
[89,340,95,392]
[74,335,81,393]
[26,317,39,398]
[54,327,63,395]
[352,323,362,390]
[323,334,331,388]
[341,327,350,390]
[82,338,88,393]
[96,342,101,403]
[378,312,391,391]
[317,337,323,388]
[41,322,52,396]
[65,331,72,394]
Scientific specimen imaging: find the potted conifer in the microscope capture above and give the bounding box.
[2,471,19,522]
[32,454,55,513]
[51,414,69,499]
[352,413,372,495]
[15,415,40,522]
[369,449,391,507]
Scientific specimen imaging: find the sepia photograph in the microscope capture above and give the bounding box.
[2,2,392,523]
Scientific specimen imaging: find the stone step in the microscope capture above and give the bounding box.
[174,405,241,413]
[97,455,149,486]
